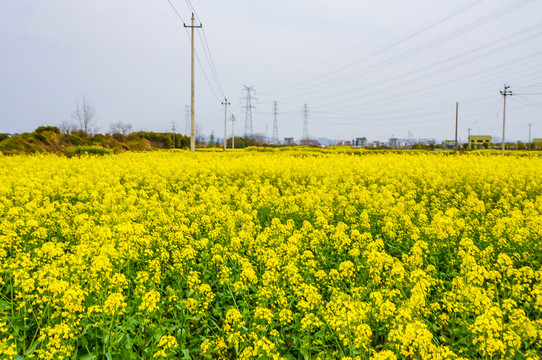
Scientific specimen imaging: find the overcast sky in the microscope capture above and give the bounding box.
[2,0,542,142]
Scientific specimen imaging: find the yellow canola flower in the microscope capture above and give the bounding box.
[2,150,542,359]
[103,292,127,316]
[139,289,160,313]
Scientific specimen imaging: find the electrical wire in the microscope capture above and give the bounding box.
[165,0,225,102]
[261,0,484,95]
[182,0,225,98]
[166,0,185,22]
[263,0,535,99]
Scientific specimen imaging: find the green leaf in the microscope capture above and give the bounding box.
[79,353,99,360]
[25,339,41,355]
[126,317,140,332]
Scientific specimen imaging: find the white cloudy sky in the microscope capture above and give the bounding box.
[1,0,542,143]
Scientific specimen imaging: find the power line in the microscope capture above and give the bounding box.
[183,0,225,98]
[263,0,538,107]
[165,0,224,103]
[200,28,225,97]
[166,0,185,22]
[261,0,483,95]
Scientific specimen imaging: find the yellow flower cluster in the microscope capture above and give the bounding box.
[2,150,542,358]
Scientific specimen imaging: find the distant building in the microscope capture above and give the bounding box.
[533,138,542,149]
[468,135,491,149]
[443,140,456,149]
[372,141,381,148]
[300,139,321,146]
[284,137,295,146]
[389,138,398,148]
[355,137,367,147]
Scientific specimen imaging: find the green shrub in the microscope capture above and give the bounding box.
[34,126,60,134]
[65,146,111,157]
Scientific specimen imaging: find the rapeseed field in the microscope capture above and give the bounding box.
[1,150,541,359]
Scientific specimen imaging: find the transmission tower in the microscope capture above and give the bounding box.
[185,105,190,135]
[242,86,256,137]
[302,104,310,140]
[272,101,279,144]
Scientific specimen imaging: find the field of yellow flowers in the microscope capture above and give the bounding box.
[1,150,542,359]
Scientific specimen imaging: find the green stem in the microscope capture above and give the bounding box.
[23,294,27,354]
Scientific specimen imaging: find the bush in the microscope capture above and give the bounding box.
[68,135,84,146]
[65,146,111,157]
[34,126,60,134]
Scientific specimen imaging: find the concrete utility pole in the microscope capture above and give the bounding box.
[455,102,459,151]
[500,84,512,155]
[184,13,202,152]
[230,115,236,150]
[468,128,472,150]
[222,98,230,151]
[529,122,532,147]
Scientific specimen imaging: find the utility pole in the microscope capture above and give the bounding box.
[184,13,202,153]
[468,128,472,150]
[230,115,236,150]
[529,122,532,148]
[272,101,279,144]
[242,86,256,137]
[302,104,309,141]
[500,84,512,155]
[455,102,459,151]
[222,98,230,151]
[171,120,176,149]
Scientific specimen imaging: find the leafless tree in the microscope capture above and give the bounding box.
[110,121,133,136]
[59,120,77,135]
[71,97,97,135]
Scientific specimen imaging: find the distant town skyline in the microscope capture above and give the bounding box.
[2,0,542,142]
